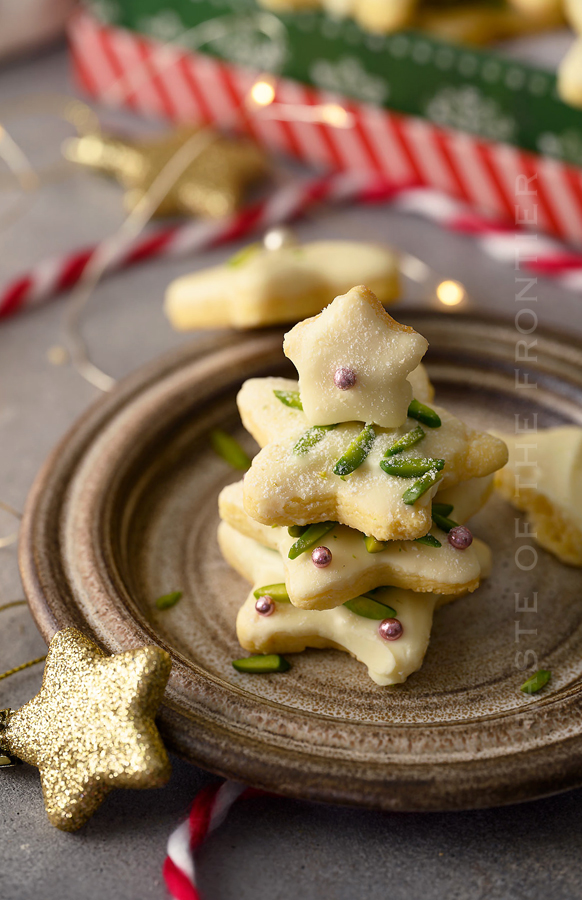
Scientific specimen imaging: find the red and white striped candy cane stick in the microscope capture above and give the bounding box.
[163,780,266,900]
[2,172,581,322]
[0,172,403,321]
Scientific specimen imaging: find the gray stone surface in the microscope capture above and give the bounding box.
[1,42,582,900]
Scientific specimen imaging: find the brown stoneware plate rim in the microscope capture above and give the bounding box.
[19,311,582,812]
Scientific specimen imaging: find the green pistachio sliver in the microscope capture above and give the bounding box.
[384,425,425,458]
[210,429,251,471]
[232,654,291,674]
[253,583,290,603]
[408,399,442,428]
[402,469,443,505]
[293,425,336,455]
[432,502,454,517]
[155,591,183,610]
[415,534,442,548]
[344,595,397,620]
[432,512,459,533]
[364,534,387,553]
[520,670,551,694]
[380,457,445,479]
[227,242,261,267]
[288,521,337,560]
[273,389,303,410]
[288,524,308,538]
[333,424,376,477]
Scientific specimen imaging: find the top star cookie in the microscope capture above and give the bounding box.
[283,285,428,428]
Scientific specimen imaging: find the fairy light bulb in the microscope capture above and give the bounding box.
[321,104,351,128]
[250,79,276,107]
[436,280,466,307]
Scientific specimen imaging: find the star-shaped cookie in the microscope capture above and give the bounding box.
[220,480,490,608]
[0,628,171,831]
[238,376,508,542]
[493,426,582,566]
[219,523,483,686]
[164,240,400,331]
[64,127,268,218]
[284,286,428,428]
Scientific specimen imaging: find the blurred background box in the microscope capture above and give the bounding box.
[69,1,582,243]
[0,0,76,61]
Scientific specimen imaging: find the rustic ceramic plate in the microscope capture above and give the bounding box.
[20,313,582,811]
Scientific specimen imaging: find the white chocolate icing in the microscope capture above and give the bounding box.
[239,378,508,542]
[164,241,399,331]
[218,524,489,686]
[437,475,494,525]
[238,371,433,449]
[283,286,428,428]
[220,481,491,609]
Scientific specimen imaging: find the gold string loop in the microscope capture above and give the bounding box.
[0,501,22,550]
[0,600,27,614]
[0,656,46,683]
[0,12,356,392]
[0,601,46,681]
[59,11,289,393]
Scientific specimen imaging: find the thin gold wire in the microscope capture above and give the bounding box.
[0,601,45,682]
[59,12,289,392]
[0,656,46,683]
[0,95,100,230]
[0,501,22,550]
[0,600,27,614]
[0,125,40,230]
[0,11,375,394]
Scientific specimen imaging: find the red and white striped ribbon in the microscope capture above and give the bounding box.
[163,780,264,900]
[2,172,581,323]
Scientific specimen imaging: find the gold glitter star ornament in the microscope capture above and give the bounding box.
[64,127,269,218]
[0,628,172,831]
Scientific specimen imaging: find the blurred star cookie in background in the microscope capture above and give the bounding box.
[559,0,582,107]
[494,427,582,567]
[165,240,400,330]
[257,0,565,41]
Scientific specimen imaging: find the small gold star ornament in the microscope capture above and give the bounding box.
[63,126,269,218]
[0,628,172,831]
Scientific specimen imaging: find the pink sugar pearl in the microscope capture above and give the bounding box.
[311,546,332,568]
[333,367,356,390]
[255,596,275,616]
[448,526,473,550]
[378,618,403,641]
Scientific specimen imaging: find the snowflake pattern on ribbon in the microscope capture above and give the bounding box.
[310,55,389,105]
[425,85,517,143]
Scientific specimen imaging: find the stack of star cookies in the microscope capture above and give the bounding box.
[218,286,508,685]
